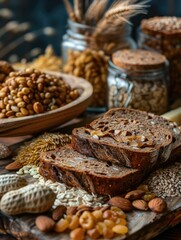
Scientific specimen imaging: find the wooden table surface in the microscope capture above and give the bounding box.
[0,115,180,240]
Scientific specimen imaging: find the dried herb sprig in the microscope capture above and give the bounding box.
[14,133,71,166]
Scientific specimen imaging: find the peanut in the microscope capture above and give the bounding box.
[0,184,56,215]
[0,174,27,197]
[0,68,79,118]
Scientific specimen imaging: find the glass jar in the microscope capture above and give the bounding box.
[138,17,181,101]
[62,20,136,111]
[62,20,136,62]
[107,50,169,115]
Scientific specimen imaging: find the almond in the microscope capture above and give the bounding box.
[108,196,132,212]
[125,190,145,200]
[5,161,23,171]
[132,199,148,211]
[52,205,67,221]
[66,206,78,216]
[148,197,167,213]
[35,215,55,232]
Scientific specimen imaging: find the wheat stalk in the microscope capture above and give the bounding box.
[105,0,149,20]
[93,0,149,36]
[85,0,109,24]
[74,0,83,22]
[63,0,78,22]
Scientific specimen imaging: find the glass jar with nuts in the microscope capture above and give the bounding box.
[107,49,169,115]
[138,17,181,102]
[62,20,136,111]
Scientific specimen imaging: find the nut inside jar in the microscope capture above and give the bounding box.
[108,49,169,114]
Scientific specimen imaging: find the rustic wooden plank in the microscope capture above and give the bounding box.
[0,122,180,240]
[0,153,180,240]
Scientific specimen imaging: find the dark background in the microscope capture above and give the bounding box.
[0,0,181,60]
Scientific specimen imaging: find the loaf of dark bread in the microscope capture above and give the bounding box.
[39,145,143,196]
[72,108,173,170]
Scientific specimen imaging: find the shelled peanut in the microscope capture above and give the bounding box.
[35,204,128,239]
[0,68,80,118]
[63,48,108,108]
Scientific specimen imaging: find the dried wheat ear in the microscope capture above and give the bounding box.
[14,133,71,166]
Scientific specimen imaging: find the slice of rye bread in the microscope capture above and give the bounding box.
[101,108,181,165]
[39,145,143,196]
[71,109,173,170]
[102,108,181,149]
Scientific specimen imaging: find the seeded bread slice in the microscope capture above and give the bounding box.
[102,108,181,164]
[39,145,143,196]
[103,108,180,149]
[72,109,173,170]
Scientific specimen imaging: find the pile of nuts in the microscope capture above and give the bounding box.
[0,68,80,118]
[0,61,14,83]
[109,79,168,114]
[36,204,128,239]
[139,17,181,100]
[31,45,62,72]
[13,46,62,72]
[108,185,167,214]
[35,184,167,239]
[63,49,108,108]
[108,49,168,114]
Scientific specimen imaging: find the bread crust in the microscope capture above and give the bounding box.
[39,146,143,196]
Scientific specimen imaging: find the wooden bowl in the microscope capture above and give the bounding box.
[0,73,93,137]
